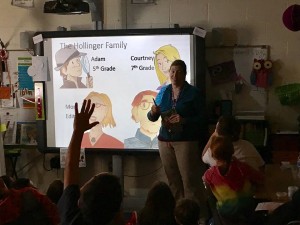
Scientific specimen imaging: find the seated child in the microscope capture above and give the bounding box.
[174,198,200,225]
[202,135,264,223]
[0,176,60,225]
[46,179,63,204]
[202,116,265,171]
[138,181,176,225]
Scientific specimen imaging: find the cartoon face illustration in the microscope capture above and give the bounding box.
[154,45,180,86]
[124,90,160,149]
[81,92,124,149]
[131,90,161,135]
[85,92,116,128]
[89,95,108,124]
[156,53,173,80]
[63,57,82,78]
[54,45,92,88]
[138,94,161,134]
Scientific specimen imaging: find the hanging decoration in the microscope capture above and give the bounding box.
[250,58,273,89]
[208,60,237,85]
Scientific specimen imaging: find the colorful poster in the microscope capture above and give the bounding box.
[18,57,33,90]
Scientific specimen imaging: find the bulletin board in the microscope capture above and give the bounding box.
[0,50,36,145]
[206,46,270,114]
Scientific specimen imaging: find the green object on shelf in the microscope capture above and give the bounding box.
[275,83,300,105]
[4,149,21,154]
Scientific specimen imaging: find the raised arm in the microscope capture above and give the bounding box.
[202,131,216,157]
[64,99,99,188]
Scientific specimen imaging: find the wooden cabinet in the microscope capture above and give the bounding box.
[270,133,300,164]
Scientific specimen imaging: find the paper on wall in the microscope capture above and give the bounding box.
[0,111,17,144]
[193,27,206,38]
[60,148,86,168]
[27,56,48,81]
[11,0,34,8]
[1,99,15,108]
[18,57,33,90]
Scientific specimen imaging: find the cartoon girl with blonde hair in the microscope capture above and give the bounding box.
[81,91,124,149]
[154,45,180,89]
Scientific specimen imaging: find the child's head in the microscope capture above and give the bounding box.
[145,181,175,209]
[216,116,241,141]
[139,181,176,225]
[210,135,234,162]
[79,173,123,225]
[174,198,200,225]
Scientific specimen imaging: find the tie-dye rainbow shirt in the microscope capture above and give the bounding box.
[203,158,264,216]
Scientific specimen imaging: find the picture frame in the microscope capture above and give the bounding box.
[16,122,37,145]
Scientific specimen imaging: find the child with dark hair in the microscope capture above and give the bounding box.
[57,99,124,225]
[174,198,200,225]
[202,115,265,171]
[46,180,64,204]
[203,135,264,224]
[138,181,176,225]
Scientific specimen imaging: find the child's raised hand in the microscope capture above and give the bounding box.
[73,99,99,133]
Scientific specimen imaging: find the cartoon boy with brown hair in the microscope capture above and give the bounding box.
[54,45,93,88]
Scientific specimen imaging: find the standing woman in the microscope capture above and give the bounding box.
[147,59,208,220]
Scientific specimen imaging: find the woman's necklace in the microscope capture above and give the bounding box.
[89,129,103,144]
[171,87,182,109]
[91,137,96,143]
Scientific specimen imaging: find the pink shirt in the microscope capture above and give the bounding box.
[81,132,124,149]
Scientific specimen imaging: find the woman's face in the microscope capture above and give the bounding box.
[89,96,108,124]
[66,57,82,77]
[169,65,186,86]
[156,53,172,78]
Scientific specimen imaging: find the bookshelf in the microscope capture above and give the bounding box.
[235,117,272,163]
[235,111,265,121]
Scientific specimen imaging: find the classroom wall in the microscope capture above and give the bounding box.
[1,0,300,193]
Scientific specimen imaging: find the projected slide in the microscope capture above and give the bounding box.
[45,34,193,149]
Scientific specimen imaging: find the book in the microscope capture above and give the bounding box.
[255,202,284,212]
[161,108,177,120]
[161,108,183,133]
